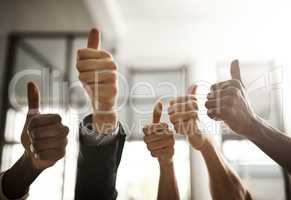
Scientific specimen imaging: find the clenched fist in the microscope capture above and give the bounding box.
[205,60,257,137]
[143,102,175,164]
[21,82,69,170]
[168,85,207,150]
[77,28,118,133]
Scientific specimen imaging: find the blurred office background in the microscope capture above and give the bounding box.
[1,0,291,199]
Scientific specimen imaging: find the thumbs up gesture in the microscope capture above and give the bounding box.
[21,82,69,170]
[143,102,175,164]
[205,60,257,136]
[168,85,206,150]
[77,28,118,133]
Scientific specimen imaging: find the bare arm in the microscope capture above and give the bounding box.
[2,154,41,199]
[168,84,252,200]
[157,159,180,200]
[247,116,291,173]
[206,59,291,174]
[143,102,180,200]
[192,135,252,200]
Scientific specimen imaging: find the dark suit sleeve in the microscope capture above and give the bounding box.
[74,117,126,200]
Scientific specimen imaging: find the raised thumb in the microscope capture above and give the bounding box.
[152,101,163,124]
[187,85,198,95]
[230,59,242,82]
[27,82,40,115]
[87,28,100,49]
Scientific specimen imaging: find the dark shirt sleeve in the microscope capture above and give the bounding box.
[74,115,126,200]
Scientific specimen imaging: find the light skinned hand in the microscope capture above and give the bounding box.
[76,28,118,133]
[143,102,175,164]
[168,85,207,150]
[205,60,257,137]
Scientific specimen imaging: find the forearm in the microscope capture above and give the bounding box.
[248,116,291,173]
[2,153,41,199]
[200,139,250,200]
[157,160,180,200]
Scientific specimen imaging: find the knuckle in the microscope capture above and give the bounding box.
[207,113,213,119]
[190,100,198,110]
[76,62,82,71]
[146,144,152,151]
[205,100,210,108]
[235,88,241,96]
[30,116,40,127]
[210,84,216,91]
[77,49,85,57]
[230,87,240,96]
[207,110,215,119]
[101,50,113,59]
[169,138,175,146]
[107,60,117,70]
[52,114,62,121]
[193,111,198,118]
[111,71,117,81]
[143,136,149,143]
[63,138,68,147]
[169,115,175,123]
[231,79,241,87]
[61,126,69,136]
[111,85,118,96]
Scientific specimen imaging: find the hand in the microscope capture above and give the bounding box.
[143,102,175,164]
[77,28,118,133]
[21,82,69,170]
[205,60,257,137]
[168,85,206,150]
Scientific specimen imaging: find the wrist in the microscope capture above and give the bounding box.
[187,130,208,151]
[2,153,42,199]
[22,152,43,174]
[92,100,115,112]
[199,138,213,155]
[243,115,265,142]
[241,114,260,139]
[158,158,173,166]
